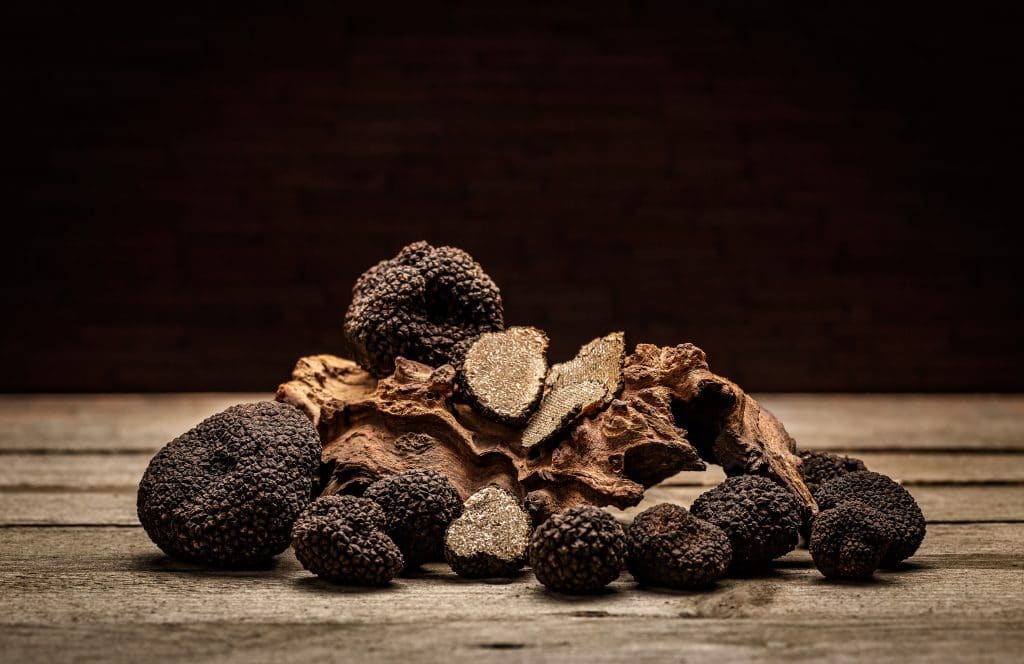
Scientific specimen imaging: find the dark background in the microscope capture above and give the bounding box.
[4,2,1022,392]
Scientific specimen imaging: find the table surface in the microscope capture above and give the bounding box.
[1,394,1022,663]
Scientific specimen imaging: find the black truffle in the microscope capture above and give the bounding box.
[626,503,732,588]
[364,469,463,569]
[799,450,868,494]
[528,505,627,592]
[690,475,802,570]
[291,495,404,585]
[137,401,320,567]
[444,486,532,578]
[809,500,896,579]
[458,326,549,426]
[343,241,504,377]
[814,471,926,566]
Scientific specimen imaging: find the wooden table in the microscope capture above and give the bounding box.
[2,394,1022,662]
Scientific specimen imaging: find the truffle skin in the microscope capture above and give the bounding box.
[690,475,802,570]
[799,450,868,494]
[444,486,532,578]
[364,469,464,569]
[809,501,896,579]
[291,495,404,585]
[137,401,320,567]
[626,504,732,588]
[814,471,926,566]
[343,241,504,377]
[529,505,627,592]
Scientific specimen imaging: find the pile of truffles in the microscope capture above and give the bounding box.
[137,241,926,591]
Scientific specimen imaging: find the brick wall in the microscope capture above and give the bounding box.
[5,3,1021,391]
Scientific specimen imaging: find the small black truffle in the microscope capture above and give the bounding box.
[291,495,404,585]
[528,505,627,593]
[809,500,895,579]
[343,241,505,377]
[690,475,802,570]
[799,450,868,494]
[814,471,926,566]
[458,327,549,426]
[364,469,463,569]
[444,486,532,578]
[626,503,732,588]
[137,401,320,567]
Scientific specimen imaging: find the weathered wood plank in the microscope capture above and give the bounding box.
[1,394,1021,452]
[2,619,1021,664]
[0,525,1020,626]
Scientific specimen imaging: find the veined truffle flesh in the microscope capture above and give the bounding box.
[458,326,549,426]
[444,486,532,578]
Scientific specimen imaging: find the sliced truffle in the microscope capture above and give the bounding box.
[814,471,926,566]
[343,241,504,377]
[690,475,802,570]
[364,469,464,569]
[444,486,532,578]
[799,450,868,494]
[520,331,625,451]
[528,505,627,592]
[626,503,732,588]
[137,401,320,567]
[809,500,895,580]
[291,495,404,585]
[458,326,549,426]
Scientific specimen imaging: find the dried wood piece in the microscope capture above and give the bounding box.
[274,354,377,433]
[458,326,548,426]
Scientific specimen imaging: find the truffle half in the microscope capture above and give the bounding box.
[292,495,404,585]
[458,326,549,426]
[137,401,320,567]
[364,469,464,569]
[809,500,896,580]
[444,486,532,578]
[626,503,732,588]
[529,505,627,593]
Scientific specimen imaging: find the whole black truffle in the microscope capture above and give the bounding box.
[799,450,868,494]
[626,503,732,588]
[137,401,320,567]
[809,500,895,579]
[364,469,463,569]
[690,475,802,570]
[343,241,504,377]
[291,495,404,585]
[528,505,627,593]
[814,471,926,566]
[444,486,532,578]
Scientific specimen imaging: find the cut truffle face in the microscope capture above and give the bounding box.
[520,331,625,451]
[137,401,321,568]
[528,505,627,593]
[626,503,732,588]
[458,327,549,426]
[343,241,504,377]
[799,450,868,494]
[364,469,464,569]
[813,471,926,566]
[444,486,532,578]
[690,475,802,570]
[291,495,404,585]
[809,500,895,580]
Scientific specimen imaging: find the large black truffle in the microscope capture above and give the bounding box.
[626,503,732,588]
[690,475,802,570]
[444,486,532,578]
[291,495,404,585]
[137,401,320,567]
[364,469,463,569]
[799,450,868,494]
[528,505,627,593]
[809,500,895,579]
[343,241,504,377]
[814,471,926,566]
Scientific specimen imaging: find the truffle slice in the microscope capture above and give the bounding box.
[364,469,464,569]
[690,475,802,570]
[529,505,627,593]
[137,401,320,568]
[458,327,549,426]
[292,495,404,585]
[814,471,926,566]
[626,504,732,588]
[520,331,625,450]
[444,486,532,578]
[809,501,895,580]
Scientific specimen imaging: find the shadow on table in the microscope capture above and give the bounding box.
[126,552,282,578]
